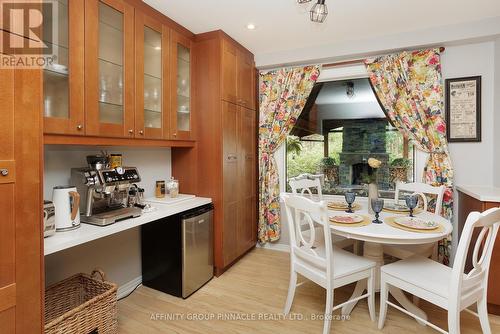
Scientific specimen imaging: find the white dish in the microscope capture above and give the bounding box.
[330,214,364,224]
[393,217,438,230]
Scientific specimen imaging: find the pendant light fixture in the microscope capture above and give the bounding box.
[297,0,312,3]
[310,0,328,23]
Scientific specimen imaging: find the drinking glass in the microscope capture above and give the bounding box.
[405,194,418,217]
[344,191,356,213]
[371,198,384,224]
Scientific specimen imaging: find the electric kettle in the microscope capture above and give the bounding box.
[52,186,81,231]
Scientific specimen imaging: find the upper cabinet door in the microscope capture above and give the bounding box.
[85,0,134,138]
[135,12,170,140]
[221,39,237,104]
[237,49,255,110]
[170,31,193,140]
[43,0,85,135]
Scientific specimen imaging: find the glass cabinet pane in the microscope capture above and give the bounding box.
[43,0,69,118]
[98,2,124,124]
[143,26,162,129]
[177,44,190,132]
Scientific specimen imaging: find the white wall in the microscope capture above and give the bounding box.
[270,41,498,254]
[494,38,500,187]
[442,42,496,187]
[44,146,172,289]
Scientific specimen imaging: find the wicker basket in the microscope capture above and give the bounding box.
[44,269,118,334]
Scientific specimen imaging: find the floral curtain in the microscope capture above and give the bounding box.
[258,65,320,244]
[365,49,454,264]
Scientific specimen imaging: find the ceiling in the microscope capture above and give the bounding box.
[144,0,500,66]
[316,79,385,120]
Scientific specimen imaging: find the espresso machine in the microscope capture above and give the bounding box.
[71,156,142,226]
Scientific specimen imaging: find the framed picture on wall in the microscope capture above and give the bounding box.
[445,76,481,142]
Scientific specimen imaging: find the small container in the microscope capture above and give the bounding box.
[110,154,122,169]
[155,180,165,198]
[166,177,179,198]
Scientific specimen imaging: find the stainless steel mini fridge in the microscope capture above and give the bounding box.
[141,203,214,298]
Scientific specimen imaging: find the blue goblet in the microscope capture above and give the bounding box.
[344,191,356,213]
[371,198,384,224]
[405,194,418,217]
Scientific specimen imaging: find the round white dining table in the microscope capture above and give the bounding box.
[326,204,453,324]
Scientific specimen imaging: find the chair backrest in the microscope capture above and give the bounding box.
[282,194,333,282]
[288,173,324,201]
[395,182,445,215]
[451,207,500,306]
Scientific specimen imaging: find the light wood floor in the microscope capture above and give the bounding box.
[118,248,500,334]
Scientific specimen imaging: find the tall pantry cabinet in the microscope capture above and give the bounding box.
[194,31,257,275]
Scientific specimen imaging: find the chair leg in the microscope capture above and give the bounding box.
[477,296,492,334]
[447,307,461,334]
[283,270,297,315]
[378,275,389,330]
[323,289,334,334]
[367,269,376,322]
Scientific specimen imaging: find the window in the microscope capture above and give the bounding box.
[286,78,414,198]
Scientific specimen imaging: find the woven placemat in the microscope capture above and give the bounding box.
[382,207,423,214]
[384,216,444,233]
[329,215,372,227]
[327,202,362,212]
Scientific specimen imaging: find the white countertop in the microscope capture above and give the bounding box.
[456,185,500,203]
[44,196,212,256]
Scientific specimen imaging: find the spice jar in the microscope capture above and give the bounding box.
[110,154,122,169]
[155,180,165,198]
[166,177,179,198]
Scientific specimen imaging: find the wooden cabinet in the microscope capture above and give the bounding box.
[43,0,85,135]
[194,30,257,274]
[85,0,135,138]
[170,31,193,140]
[43,0,197,145]
[221,38,256,110]
[135,12,170,139]
[457,190,500,315]
[221,102,256,264]
[0,66,43,333]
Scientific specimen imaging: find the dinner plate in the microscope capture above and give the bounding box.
[383,203,410,213]
[328,201,360,210]
[329,214,364,224]
[393,217,439,230]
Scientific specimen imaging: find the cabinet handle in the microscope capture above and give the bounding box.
[139,130,144,135]
[76,124,83,130]
[128,129,134,134]
[0,169,8,176]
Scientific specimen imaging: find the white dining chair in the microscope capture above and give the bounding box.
[384,182,446,260]
[282,194,376,334]
[378,207,500,334]
[289,174,357,253]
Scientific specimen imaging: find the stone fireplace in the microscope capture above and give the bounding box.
[338,119,391,189]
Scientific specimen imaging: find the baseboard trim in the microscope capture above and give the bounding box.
[256,242,290,253]
[117,276,142,299]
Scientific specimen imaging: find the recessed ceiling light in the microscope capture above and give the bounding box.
[246,23,256,30]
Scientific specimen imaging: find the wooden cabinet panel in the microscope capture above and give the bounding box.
[237,50,255,110]
[85,0,135,138]
[43,0,85,135]
[221,39,238,104]
[135,12,170,139]
[0,65,43,333]
[237,107,257,252]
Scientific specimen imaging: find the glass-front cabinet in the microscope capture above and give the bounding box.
[170,31,193,140]
[135,13,169,139]
[43,0,85,135]
[85,0,134,137]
